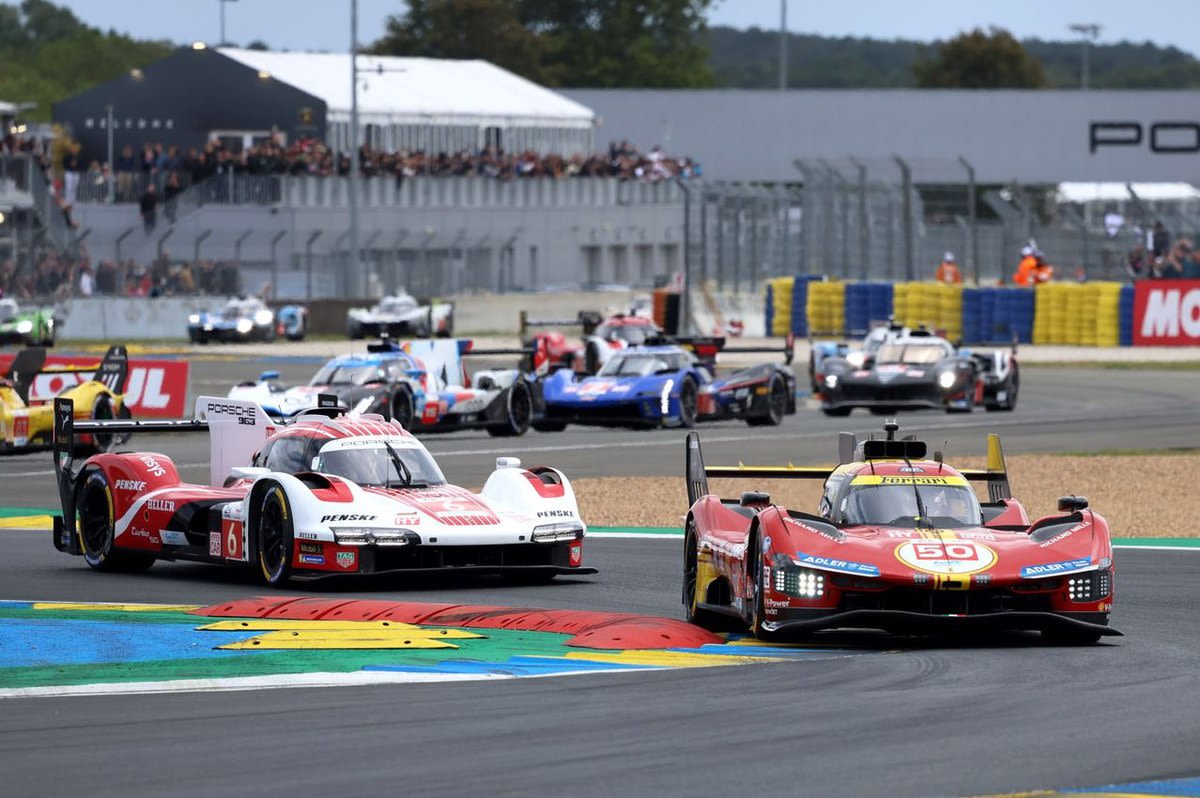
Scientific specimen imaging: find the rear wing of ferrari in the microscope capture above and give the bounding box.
[518,309,604,339]
[956,433,1012,502]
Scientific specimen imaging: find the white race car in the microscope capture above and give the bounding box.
[346,292,454,340]
[50,394,594,585]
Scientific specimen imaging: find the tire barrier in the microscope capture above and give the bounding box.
[764,278,1140,345]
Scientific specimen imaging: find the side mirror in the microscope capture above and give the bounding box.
[740,491,770,507]
[1058,495,1089,512]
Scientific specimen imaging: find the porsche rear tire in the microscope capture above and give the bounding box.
[255,485,294,587]
[78,471,155,573]
[487,380,532,437]
[746,374,788,427]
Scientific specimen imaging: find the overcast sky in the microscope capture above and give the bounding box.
[20,0,1199,57]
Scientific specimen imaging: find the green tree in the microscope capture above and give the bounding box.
[913,27,1047,88]
[371,0,548,82]
[370,0,716,87]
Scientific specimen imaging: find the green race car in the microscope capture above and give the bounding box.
[0,299,57,347]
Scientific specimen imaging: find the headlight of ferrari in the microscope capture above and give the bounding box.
[254,309,274,326]
[937,371,957,389]
[775,566,825,598]
[15,320,32,334]
[824,374,839,389]
[188,314,201,324]
[846,351,865,368]
[236,318,254,334]
[532,523,584,542]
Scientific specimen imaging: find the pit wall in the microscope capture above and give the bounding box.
[767,277,1144,346]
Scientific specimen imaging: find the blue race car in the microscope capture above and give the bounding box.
[229,338,541,436]
[536,337,796,431]
[187,296,308,343]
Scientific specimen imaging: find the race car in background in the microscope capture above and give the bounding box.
[682,421,1118,644]
[0,345,132,453]
[0,298,57,347]
[809,320,910,393]
[50,394,596,586]
[187,296,308,343]
[346,292,454,339]
[520,309,662,375]
[816,328,1018,416]
[229,338,542,437]
[537,335,796,431]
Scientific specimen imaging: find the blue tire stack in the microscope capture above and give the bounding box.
[1118,284,1135,346]
[866,282,894,327]
[1010,289,1035,344]
[791,275,821,336]
[961,288,982,344]
[843,283,871,336]
[764,283,775,337]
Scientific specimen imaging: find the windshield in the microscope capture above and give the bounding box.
[311,362,387,386]
[840,482,982,527]
[875,344,946,365]
[314,440,445,487]
[379,297,416,314]
[598,352,683,377]
[596,322,655,345]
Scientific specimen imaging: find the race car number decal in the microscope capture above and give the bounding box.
[895,540,997,575]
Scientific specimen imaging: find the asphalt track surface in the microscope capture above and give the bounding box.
[1,360,1199,797]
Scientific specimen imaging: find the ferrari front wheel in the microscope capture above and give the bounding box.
[255,485,294,587]
[683,522,737,632]
[747,532,777,642]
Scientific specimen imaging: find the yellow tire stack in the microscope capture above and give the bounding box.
[806,281,845,336]
[933,283,963,341]
[1093,282,1123,347]
[768,277,794,337]
[1033,284,1069,344]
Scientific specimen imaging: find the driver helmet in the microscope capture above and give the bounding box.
[926,487,967,519]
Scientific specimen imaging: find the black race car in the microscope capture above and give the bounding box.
[817,329,1018,416]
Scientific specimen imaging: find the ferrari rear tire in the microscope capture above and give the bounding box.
[255,485,294,587]
[683,523,739,632]
[78,471,155,573]
[746,374,788,427]
[487,380,532,437]
[389,386,415,429]
[677,377,698,429]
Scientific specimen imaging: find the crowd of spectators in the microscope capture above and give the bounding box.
[67,133,700,206]
[1125,220,1200,280]
[0,247,242,303]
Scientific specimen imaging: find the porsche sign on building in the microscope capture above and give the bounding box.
[565,88,1200,183]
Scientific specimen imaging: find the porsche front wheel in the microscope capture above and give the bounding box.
[255,485,294,587]
[78,471,155,573]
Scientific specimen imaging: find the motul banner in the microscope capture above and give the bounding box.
[1133,280,1200,346]
[0,355,189,417]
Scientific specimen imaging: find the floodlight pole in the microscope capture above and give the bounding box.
[218,0,237,46]
[1069,23,1102,91]
[348,0,362,298]
[778,0,788,91]
[105,104,114,204]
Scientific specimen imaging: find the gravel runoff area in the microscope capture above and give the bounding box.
[572,453,1200,537]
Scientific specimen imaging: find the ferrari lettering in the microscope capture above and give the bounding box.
[853,475,968,486]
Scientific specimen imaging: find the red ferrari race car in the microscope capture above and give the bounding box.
[50,394,595,586]
[520,309,662,375]
[682,422,1119,644]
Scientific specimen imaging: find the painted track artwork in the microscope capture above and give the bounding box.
[0,599,869,697]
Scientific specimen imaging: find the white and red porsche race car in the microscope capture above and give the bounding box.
[50,394,594,586]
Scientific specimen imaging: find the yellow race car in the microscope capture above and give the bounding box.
[0,345,132,454]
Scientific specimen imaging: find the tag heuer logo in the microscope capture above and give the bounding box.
[336,551,356,570]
